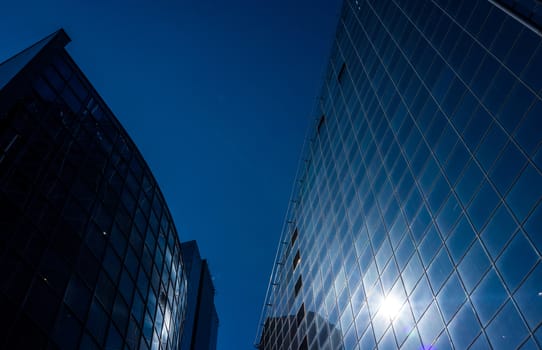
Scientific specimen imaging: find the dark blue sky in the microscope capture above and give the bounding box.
[0,0,342,348]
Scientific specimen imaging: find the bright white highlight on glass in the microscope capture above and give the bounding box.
[381,295,402,319]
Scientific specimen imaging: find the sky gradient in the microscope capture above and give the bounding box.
[0,0,342,348]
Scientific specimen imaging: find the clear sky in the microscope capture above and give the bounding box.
[0,0,342,348]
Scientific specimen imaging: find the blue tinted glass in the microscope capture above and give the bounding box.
[446,216,476,263]
[491,16,523,61]
[43,65,65,91]
[455,160,484,206]
[411,206,431,244]
[480,204,518,260]
[514,101,542,155]
[33,76,56,101]
[496,232,538,291]
[420,304,444,345]
[103,246,121,283]
[69,76,88,101]
[396,235,415,271]
[467,181,500,231]
[506,28,540,75]
[435,194,461,237]
[486,301,529,349]
[427,247,453,293]
[520,338,540,350]
[52,56,72,80]
[87,300,108,344]
[477,6,506,47]
[428,174,451,214]
[403,254,423,294]
[419,225,442,267]
[393,303,415,346]
[458,240,490,292]
[476,122,508,171]
[524,201,542,250]
[448,303,481,349]
[459,44,485,86]
[490,142,527,195]
[441,78,465,116]
[419,156,439,193]
[355,305,370,339]
[449,33,472,70]
[426,112,447,149]
[256,1,542,348]
[379,327,395,348]
[507,164,542,222]
[462,107,492,151]
[96,272,115,312]
[435,124,459,163]
[470,333,491,350]
[498,82,535,134]
[482,67,514,116]
[444,142,469,185]
[411,277,433,320]
[381,260,398,293]
[105,324,123,350]
[521,45,542,92]
[437,273,466,323]
[360,326,376,349]
[471,55,500,99]
[514,263,542,329]
[536,147,542,171]
[466,0,492,35]
[431,12,452,47]
[61,87,81,113]
[537,327,542,349]
[65,276,91,320]
[433,331,453,350]
[470,269,508,325]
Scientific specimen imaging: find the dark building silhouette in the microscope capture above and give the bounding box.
[258,0,542,349]
[0,30,190,350]
[180,241,218,350]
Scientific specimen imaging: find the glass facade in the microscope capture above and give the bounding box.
[258,0,542,349]
[0,30,188,350]
[492,0,542,31]
[180,241,218,350]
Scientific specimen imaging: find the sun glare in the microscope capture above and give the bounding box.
[381,295,402,319]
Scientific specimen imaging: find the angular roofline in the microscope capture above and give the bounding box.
[0,29,70,67]
[0,29,71,92]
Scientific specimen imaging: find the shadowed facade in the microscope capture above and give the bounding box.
[0,30,189,350]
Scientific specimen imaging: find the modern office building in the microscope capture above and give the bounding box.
[0,30,189,349]
[261,311,343,350]
[180,241,219,350]
[258,0,542,349]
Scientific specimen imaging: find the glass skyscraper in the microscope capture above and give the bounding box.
[0,30,189,349]
[258,0,542,349]
[180,241,219,350]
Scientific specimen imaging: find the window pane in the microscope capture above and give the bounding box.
[470,269,508,325]
[448,303,481,349]
[514,262,542,330]
[496,232,538,292]
[486,301,529,349]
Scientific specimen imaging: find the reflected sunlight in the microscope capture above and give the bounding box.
[381,295,402,319]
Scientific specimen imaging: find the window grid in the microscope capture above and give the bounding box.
[258,0,542,349]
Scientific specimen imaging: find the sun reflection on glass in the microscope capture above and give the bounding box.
[381,295,402,319]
